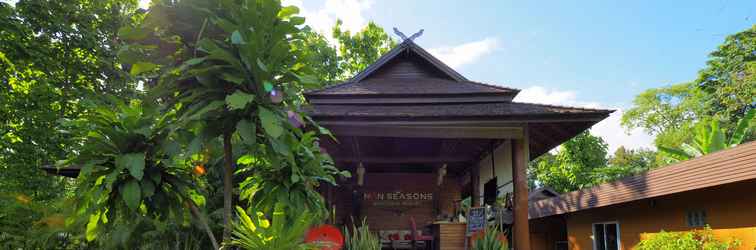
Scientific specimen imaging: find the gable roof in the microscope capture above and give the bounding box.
[529,141,756,219]
[350,39,467,82]
[305,40,519,103]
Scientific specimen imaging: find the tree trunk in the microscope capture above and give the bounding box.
[222,131,234,242]
[189,201,220,250]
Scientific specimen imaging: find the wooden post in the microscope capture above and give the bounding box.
[471,164,480,207]
[512,134,531,249]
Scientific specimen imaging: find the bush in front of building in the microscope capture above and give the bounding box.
[471,225,509,250]
[636,226,741,250]
[343,218,380,250]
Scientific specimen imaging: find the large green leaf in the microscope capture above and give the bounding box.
[730,109,755,146]
[259,107,283,138]
[658,146,692,161]
[85,211,101,242]
[130,62,157,76]
[122,179,141,210]
[277,6,299,18]
[188,100,225,120]
[141,179,155,198]
[226,91,255,110]
[116,152,146,180]
[708,126,726,153]
[117,26,150,41]
[237,119,257,146]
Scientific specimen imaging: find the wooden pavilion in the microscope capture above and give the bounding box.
[306,39,612,249]
[42,38,612,249]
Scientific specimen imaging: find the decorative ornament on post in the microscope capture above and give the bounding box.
[437,163,447,186]
[356,162,366,186]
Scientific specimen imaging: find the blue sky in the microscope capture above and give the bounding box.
[275,0,754,152]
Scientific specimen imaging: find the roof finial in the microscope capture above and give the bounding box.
[393,27,424,42]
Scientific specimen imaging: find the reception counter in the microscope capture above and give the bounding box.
[431,222,466,250]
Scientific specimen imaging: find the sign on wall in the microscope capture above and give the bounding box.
[363,191,434,207]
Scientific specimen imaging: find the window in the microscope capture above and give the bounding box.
[687,210,707,227]
[593,222,620,250]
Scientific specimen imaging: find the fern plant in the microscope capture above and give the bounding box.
[343,218,380,250]
[226,203,316,250]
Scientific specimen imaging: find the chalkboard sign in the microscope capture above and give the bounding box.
[466,207,487,236]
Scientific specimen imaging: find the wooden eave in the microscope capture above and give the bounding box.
[529,141,756,219]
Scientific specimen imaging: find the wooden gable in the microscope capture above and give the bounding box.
[350,40,466,82]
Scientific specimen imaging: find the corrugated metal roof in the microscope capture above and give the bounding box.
[529,141,756,219]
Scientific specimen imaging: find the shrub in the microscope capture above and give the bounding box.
[226,203,316,250]
[636,226,740,250]
[343,218,380,250]
[472,225,509,250]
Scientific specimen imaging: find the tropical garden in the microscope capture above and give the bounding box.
[0,0,753,249]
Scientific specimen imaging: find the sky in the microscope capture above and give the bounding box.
[266,0,754,153]
[119,1,756,151]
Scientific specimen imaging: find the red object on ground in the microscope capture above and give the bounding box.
[305,224,344,250]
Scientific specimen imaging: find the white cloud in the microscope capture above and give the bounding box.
[514,86,654,153]
[283,0,373,35]
[427,37,500,68]
[591,108,655,153]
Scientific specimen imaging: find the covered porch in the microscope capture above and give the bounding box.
[305,39,611,249]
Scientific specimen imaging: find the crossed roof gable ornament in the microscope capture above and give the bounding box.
[393,27,424,42]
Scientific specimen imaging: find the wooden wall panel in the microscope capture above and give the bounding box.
[331,173,462,231]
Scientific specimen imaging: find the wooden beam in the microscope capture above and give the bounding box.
[334,156,472,164]
[325,125,524,139]
[512,128,531,249]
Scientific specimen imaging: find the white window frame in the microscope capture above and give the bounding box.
[591,221,621,250]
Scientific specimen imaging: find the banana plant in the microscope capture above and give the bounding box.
[659,109,754,161]
[226,203,316,250]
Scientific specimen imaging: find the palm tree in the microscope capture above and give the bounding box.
[659,109,754,161]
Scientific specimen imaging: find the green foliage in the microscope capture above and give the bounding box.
[529,133,659,192]
[238,129,348,219]
[621,82,706,148]
[528,131,609,193]
[295,19,397,84]
[1,0,141,247]
[0,193,82,249]
[623,25,755,155]
[592,147,658,184]
[331,20,396,79]
[695,25,755,126]
[343,218,381,250]
[636,226,741,250]
[0,0,140,205]
[227,204,316,250]
[471,225,509,250]
[296,27,342,84]
[59,99,213,248]
[659,109,754,162]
